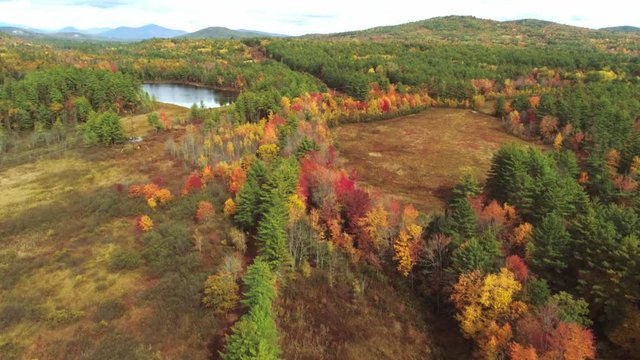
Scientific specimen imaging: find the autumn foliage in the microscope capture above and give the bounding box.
[195,201,215,223]
[182,171,204,195]
[135,215,153,232]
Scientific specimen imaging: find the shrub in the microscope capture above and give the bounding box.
[135,215,153,232]
[81,110,125,146]
[229,227,247,254]
[143,222,196,276]
[223,198,236,217]
[147,112,163,131]
[195,201,215,223]
[93,299,126,322]
[108,249,142,271]
[202,271,240,316]
[48,309,85,325]
[221,254,243,280]
[0,300,42,330]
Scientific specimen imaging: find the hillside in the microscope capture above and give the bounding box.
[319,15,640,51]
[180,26,287,39]
[601,25,640,33]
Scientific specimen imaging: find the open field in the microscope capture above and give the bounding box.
[0,104,224,359]
[334,108,543,212]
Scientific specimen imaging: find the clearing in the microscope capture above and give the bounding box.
[334,108,541,212]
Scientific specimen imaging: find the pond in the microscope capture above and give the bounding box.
[141,83,237,108]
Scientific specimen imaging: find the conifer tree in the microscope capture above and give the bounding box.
[234,160,266,230]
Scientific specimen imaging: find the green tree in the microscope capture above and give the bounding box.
[222,258,280,360]
[447,197,477,238]
[495,95,507,118]
[531,212,571,283]
[234,160,267,230]
[257,194,289,269]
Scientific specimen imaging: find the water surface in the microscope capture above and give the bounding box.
[142,83,237,108]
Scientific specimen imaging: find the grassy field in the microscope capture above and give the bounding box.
[334,108,542,212]
[0,103,227,360]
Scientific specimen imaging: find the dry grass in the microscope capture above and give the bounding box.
[334,108,543,212]
[277,271,441,360]
[120,103,189,138]
[0,105,222,360]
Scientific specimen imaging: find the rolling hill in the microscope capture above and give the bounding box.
[180,26,287,39]
[601,25,640,33]
[318,15,640,50]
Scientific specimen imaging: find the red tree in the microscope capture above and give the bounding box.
[182,171,204,195]
[506,255,529,283]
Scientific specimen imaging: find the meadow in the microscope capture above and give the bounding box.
[334,108,541,211]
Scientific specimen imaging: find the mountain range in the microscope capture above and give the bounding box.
[0,23,288,41]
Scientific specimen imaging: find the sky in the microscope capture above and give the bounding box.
[0,0,639,35]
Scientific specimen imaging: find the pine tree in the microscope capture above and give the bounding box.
[257,194,289,269]
[531,212,571,282]
[448,197,477,238]
[222,259,280,360]
[234,160,266,230]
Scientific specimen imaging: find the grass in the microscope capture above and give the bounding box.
[0,104,224,359]
[276,267,471,359]
[334,108,544,212]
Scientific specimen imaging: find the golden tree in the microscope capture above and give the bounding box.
[393,230,413,277]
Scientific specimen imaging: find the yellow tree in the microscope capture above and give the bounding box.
[452,268,522,340]
[358,205,390,250]
[393,230,413,276]
[553,133,564,150]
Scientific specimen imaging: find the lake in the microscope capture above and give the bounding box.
[141,83,237,108]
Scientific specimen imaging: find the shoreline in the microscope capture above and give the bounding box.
[141,80,241,94]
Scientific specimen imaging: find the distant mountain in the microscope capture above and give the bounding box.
[181,26,288,39]
[99,24,187,40]
[58,26,81,33]
[600,26,640,33]
[0,26,46,39]
[57,26,113,35]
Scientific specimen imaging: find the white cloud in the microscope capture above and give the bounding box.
[0,0,638,34]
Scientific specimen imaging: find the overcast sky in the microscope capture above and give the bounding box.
[1,0,638,35]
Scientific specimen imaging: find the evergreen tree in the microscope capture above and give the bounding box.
[234,160,266,230]
[570,204,640,325]
[531,212,571,283]
[495,95,507,118]
[450,230,501,274]
[222,259,280,360]
[257,195,289,269]
[448,196,477,238]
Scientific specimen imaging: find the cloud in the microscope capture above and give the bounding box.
[83,0,130,9]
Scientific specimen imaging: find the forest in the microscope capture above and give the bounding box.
[1,15,640,360]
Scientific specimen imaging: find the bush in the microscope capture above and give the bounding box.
[82,110,125,146]
[202,271,240,316]
[0,342,19,360]
[89,333,142,360]
[93,299,126,322]
[146,112,163,131]
[48,309,85,325]
[229,227,247,254]
[108,249,142,271]
[143,222,197,276]
[221,254,243,279]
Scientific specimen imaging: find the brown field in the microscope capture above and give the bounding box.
[334,108,541,212]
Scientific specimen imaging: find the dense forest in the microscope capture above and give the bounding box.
[1,15,640,360]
